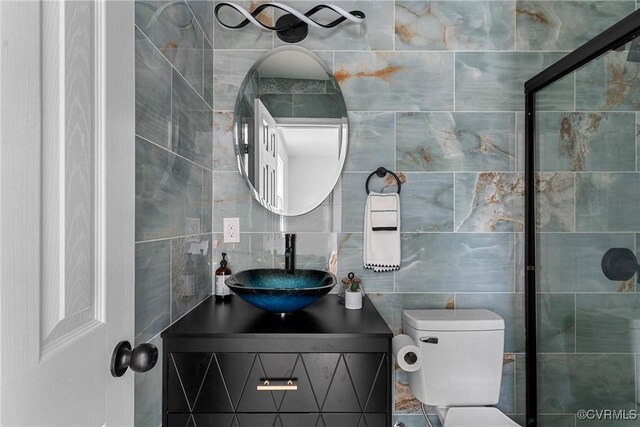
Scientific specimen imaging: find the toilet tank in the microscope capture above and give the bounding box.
[402,309,505,407]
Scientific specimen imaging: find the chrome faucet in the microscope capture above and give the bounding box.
[284,233,296,274]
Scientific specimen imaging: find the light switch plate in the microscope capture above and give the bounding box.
[223,217,240,243]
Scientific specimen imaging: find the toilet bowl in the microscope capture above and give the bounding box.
[438,407,519,427]
[402,309,521,427]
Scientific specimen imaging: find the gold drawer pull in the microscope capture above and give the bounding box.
[257,379,298,391]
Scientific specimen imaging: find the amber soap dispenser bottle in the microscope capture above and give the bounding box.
[215,253,232,301]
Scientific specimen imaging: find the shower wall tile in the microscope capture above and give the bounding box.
[213,171,278,233]
[394,367,422,415]
[514,353,526,414]
[339,172,398,233]
[340,172,451,233]
[535,172,575,232]
[536,354,636,413]
[272,232,336,271]
[212,112,236,171]
[203,39,213,106]
[344,112,395,172]
[186,0,214,43]
[135,29,172,147]
[455,52,573,111]
[274,1,395,51]
[337,233,394,293]
[171,71,213,169]
[259,77,328,95]
[293,93,347,118]
[576,173,640,232]
[170,234,212,322]
[334,51,455,111]
[136,0,206,94]
[136,137,205,241]
[457,293,525,353]
[395,1,515,51]
[395,233,515,293]
[203,170,212,233]
[537,416,576,427]
[213,50,269,110]
[535,112,637,171]
[536,233,635,293]
[576,51,640,111]
[393,414,441,427]
[135,335,163,427]
[213,0,273,49]
[261,94,294,117]
[135,240,171,345]
[279,196,335,233]
[368,293,455,335]
[455,173,525,232]
[515,233,524,293]
[537,293,575,354]
[396,112,516,172]
[497,354,516,415]
[576,293,640,353]
[136,7,215,423]
[212,232,277,272]
[401,173,454,232]
[516,1,635,51]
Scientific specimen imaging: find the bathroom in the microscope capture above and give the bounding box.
[1,0,640,426]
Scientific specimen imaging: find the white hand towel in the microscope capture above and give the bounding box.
[364,192,401,272]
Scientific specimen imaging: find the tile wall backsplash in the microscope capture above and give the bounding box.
[134,2,215,426]
[133,1,640,426]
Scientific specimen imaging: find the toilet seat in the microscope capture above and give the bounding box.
[443,407,520,427]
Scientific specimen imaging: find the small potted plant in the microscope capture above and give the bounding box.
[342,272,363,310]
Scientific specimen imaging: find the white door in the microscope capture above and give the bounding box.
[0,1,135,425]
[255,99,279,210]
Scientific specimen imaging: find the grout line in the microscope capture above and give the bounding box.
[136,133,214,172]
[136,25,213,110]
[136,232,215,245]
[182,1,213,47]
[211,48,576,54]
[453,51,456,112]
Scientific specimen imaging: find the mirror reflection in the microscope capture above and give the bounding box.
[234,47,348,216]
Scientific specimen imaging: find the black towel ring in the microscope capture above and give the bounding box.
[365,167,402,195]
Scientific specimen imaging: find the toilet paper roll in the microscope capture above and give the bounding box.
[392,334,423,373]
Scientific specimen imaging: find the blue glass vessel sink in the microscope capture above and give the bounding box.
[225,269,337,314]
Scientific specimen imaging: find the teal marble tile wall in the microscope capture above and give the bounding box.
[528,26,640,425]
[131,0,640,425]
[135,2,215,426]
[207,2,638,426]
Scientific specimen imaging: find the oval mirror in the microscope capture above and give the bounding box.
[233,46,348,216]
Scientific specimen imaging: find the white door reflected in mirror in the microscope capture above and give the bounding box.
[234,46,348,216]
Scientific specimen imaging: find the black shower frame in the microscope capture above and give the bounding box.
[523,9,640,427]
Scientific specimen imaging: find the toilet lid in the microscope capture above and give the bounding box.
[444,407,520,427]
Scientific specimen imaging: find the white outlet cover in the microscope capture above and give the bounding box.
[223,217,240,243]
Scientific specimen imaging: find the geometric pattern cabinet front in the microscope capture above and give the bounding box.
[166,352,389,427]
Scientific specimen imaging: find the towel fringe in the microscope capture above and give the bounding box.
[363,263,400,272]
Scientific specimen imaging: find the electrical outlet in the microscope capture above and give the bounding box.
[223,217,240,243]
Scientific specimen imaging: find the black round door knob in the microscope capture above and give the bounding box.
[110,340,158,378]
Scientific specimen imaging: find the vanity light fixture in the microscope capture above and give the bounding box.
[214,2,365,43]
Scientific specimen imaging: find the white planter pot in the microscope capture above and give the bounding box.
[345,290,363,310]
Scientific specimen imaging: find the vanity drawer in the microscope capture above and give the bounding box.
[167,413,388,427]
[167,352,388,414]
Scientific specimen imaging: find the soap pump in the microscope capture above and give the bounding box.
[215,253,232,301]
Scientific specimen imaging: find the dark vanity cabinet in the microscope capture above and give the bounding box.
[162,295,393,427]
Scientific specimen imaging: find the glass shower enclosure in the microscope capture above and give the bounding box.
[524,9,640,427]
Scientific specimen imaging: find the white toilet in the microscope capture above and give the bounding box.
[402,309,520,427]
